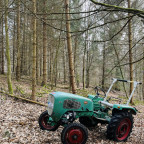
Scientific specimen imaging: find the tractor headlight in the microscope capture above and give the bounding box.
[47,94,54,115]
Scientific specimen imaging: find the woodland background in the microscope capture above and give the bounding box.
[0,0,144,102]
[0,0,144,143]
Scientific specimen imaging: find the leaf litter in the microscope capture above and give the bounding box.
[0,75,143,144]
[0,95,144,144]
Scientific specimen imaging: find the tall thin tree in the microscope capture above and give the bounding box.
[65,0,76,94]
[102,42,106,89]
[41,0,47,86]
[82,43,86,89]
[128,0,134,103]
[16,0,21,80]
[31,0,37,101]
[4,0,13,94]
[1,12,4,74]
[143,44,144,101]
[13,16,16,72]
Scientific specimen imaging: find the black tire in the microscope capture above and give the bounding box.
[79,116,98,127]
[38,110,59,131]
[107,111,133,142]
[61,123,88,144]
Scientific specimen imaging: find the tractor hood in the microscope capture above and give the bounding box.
[51,91,91,100]
[48,91,93,122]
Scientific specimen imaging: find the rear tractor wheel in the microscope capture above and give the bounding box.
[107,111,133,142]
[61,123,88,144]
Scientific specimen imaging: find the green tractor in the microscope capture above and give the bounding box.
[38,78,141,144]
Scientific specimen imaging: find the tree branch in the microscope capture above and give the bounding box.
[0,91,47,107]
[90,0,144,18]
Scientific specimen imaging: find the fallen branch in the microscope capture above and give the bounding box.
[0,91,47,107]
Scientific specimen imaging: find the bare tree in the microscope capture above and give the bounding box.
[16,0,21,80]
[128,0,134,103]
[13,16,16,73]
[41,0,47,86]
[31,0,37,101]
[4,0,13,94]
[1,12,4,74]
[65,0,76,94]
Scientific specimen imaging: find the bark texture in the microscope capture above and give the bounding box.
[128,0,134,104]
[4,0,13,94]
[16,0,21,80]
[42,0,47,86]
[31,0,37,101]
[65,0,76,94]
[1,13,4,74]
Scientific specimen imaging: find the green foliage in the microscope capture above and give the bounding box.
[16,85,25,95]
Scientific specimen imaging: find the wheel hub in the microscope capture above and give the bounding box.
[41,115,54,129]
[116,118,131,141]
[67,129,83,143]
[72,134,78,140]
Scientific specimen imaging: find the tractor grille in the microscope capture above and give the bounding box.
[63,99,81,109]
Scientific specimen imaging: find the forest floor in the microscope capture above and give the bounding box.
[0,75,144,144]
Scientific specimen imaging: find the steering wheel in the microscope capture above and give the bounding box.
[94,86,106,98]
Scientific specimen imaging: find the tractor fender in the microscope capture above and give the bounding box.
[112,104,137,115]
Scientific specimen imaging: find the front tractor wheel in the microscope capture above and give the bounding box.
[61,123,88,144]
[38,110,59,131]
[107,112,133,142]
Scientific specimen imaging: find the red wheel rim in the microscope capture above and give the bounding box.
[66,127,84,144]
[116,118,131,141]
[41,115,55,130]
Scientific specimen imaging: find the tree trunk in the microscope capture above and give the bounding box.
[25,13,28,75]
[112,41,128,98]
[128,0,134,104]
[16,0,21,80]
[52,18,63,88]
[74,36,79,87]
[65,0,76,94]
[1,12,4,74]
[13,16,16,73]
[143,46,144,101]
[36,35,39,84]
[36,20,39,84]
[41,0,47,86]
[4,0,13,94]
[21,3,26,75]
[63,44,66,83]
[74,36,78,72]
[31,0,37,101]
[28,31,32,75]
[49,46,52,81]
[82,41,86,89]
[40,38,42,77]
[86,50,90,88]
[102,42,106,89]
[23,2,27,75]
